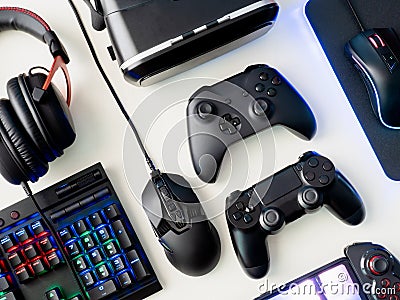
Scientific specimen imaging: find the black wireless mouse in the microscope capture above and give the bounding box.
[345,28,400,129]
[142,170,221,276]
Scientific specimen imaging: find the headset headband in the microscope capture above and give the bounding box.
[0,7,69,63]
[0,7,71,106]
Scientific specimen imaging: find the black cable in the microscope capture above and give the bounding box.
[20,181,88,300]
[67,0,157,172]
[346,0,365,32]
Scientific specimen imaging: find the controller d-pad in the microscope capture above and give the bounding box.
[243,214,253,224]
[235,202,245,211]
[219,114,241,135]
[233,212,243,221]
[227,197,261,229]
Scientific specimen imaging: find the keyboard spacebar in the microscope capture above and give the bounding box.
[88,280,117,299]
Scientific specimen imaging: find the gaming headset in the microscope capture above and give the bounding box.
[0,7,76,185]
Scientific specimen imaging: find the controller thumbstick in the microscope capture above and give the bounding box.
[260,208,285,233]
[197,102,215,119]
[298,188,321,211]
[253,99,270,116]
[368,255,390,276]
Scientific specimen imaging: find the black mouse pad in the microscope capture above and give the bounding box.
[305,0,400,180]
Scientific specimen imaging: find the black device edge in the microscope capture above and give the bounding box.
[255,258,367,299]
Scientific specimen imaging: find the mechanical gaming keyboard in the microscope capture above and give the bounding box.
[0,163,162,300]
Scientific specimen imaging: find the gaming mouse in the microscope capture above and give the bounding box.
[345,28,400,129]
[142,170,221,276]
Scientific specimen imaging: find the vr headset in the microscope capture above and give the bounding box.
[85,0,279,86]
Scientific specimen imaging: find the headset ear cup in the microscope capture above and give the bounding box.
[24,73,76,153]
[0,99,48,184]
[7,76,57,161]
[0,102,29,185]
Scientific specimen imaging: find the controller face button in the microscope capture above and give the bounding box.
[263,209,280,227]
[323,161,334,171]
[368,255,390,276]
[243,214,253,224]
[197,102,214,119]
[253,100,269,116]
[267,88,277,97]
[305,171,316,181]
[303,189,319,205]
[233,212,243,221]
[259,72,269,81]
[271,76,282,86]
[381,278,391,288]
[308,158,319,168]
[235,202,245,211]
[319,175,330,185]
[255,83,266,93]
[389,295,399,300]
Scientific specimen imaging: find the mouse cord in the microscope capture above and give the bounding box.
[345,0,365,32]
[20,181,88,299]
[67,0,157,173]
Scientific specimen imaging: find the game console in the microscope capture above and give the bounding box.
[257,242,400,300]
[87,0,279,86]
[225,152,365,279]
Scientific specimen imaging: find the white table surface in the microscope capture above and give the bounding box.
[0,0,398,299]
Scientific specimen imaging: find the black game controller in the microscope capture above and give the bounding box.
[257,242,400,300]
[345,243,400,300]
[226,151,365,279]
[187,65,317,183]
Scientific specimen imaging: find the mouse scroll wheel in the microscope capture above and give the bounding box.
[368,34,386,49]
